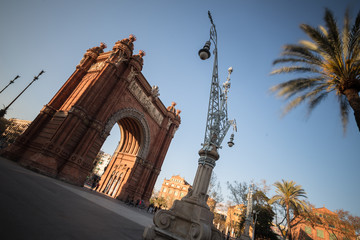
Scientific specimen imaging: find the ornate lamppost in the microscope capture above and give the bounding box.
[144,11,235,240]
[241,184,254,240]
[0,71,44,118]
[252,210,260,240]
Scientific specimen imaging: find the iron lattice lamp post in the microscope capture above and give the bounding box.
[0,71,44,118]
[192,9,236,211]
[144,11,235,240]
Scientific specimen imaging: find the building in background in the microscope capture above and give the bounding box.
[84,150,112,186]
[225,204,245,238]
[158,175,191,209]
[92,150,112,177]
[0,118,31,149]
[292,207,356,240]
[213,202,228,233]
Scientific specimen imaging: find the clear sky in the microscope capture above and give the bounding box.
[1,0,359,217]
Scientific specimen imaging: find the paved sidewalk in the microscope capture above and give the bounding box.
[0,157,153,240]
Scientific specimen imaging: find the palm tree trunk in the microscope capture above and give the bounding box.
[344,89,360,132]
[286,204,292,240]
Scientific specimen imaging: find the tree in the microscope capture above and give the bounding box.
[207,172,224,212]
[336,209,360,239]
[253,204,279,240]
[149,190,168,209]
[269,180,308,240]
[227,181,278,239]
[227,180,271,206]
[293,206,359,240]
[237,190,279,240]
[227,181,249,205]
[270,8,360,132]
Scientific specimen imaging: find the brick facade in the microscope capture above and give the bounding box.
[292,207,356,240]
[158,175,191,208]
[2,35,181,203]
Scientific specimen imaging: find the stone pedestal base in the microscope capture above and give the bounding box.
[239,234,251,240]
[143,195,221,240]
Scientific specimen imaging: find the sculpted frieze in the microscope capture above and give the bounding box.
[128,80,164,126]
[88,61,105,72]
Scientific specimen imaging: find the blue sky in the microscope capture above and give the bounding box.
[1,0,359,216]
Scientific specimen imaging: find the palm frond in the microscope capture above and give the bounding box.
[348,10,360,60]
[270,9,360,131]
[300,24,339,65]
[324,9,342,60]
[299,40,318,51]
[273,57,316,65]
[307,91,328,115]
[342,8,350,60]
[271,66,320,75]
[319,25,328,36]
[271,77,323,99]
[280,44,323,65]
[282,94,307,116]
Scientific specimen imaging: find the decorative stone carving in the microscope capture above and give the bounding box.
[89,61,105,72]
[151,85,160,98]
[166,119,172,130]
[153,210,174,230]
[128,80,164,125]
[130,50,146,71]
[127,66,137,82]
[112,34,136,57]
[115,56,127,66]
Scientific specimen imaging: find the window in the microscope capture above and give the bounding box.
[304,226,312,235]
[180,192,184,197]
[317,230,324,238]
[169,189,173,194]
[174,191,178,196]
[329,224,335,228]
[163,188,167,193]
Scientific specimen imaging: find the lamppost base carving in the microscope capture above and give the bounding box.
[143,196,221,240]
[239,234,251,240]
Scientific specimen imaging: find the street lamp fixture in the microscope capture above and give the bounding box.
[198,41,211,60]
[0,75,20,95]
[199,11,236,152]
[228,133,235,147]
[0,70,44,118]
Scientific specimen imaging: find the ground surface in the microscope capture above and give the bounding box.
[0,157,153,240]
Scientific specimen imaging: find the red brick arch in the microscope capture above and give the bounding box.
[2,35,180,202]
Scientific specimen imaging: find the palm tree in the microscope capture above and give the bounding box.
[270,9,360,133]
[269,180,307,240]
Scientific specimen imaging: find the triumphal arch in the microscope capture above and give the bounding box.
[3,35,181,202]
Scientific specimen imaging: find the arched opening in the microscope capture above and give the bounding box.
[87,108,150,200]
[83,122,121,189]
[99,117,142,197]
